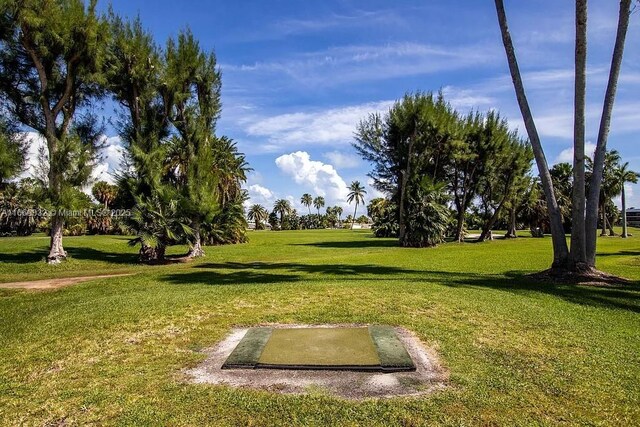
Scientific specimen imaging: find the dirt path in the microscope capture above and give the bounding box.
[0,273,134,290]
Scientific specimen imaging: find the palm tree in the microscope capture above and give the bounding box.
[301,193,313,215]
[247,204,268,230]
[615,162,639,238]
[592,150,622,236]
[92,181,118,209]
[335,206,343,225]
[347,181,366,229]
[273,199,292,226]
[313,196,325,215]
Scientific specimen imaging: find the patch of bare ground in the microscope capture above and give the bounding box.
[0,273,134,290]
[528,267,631,287]
[185,324,449,400]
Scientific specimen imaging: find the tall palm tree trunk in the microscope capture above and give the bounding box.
[586,0,632,266]
[351,203,358,230]
[621,187,628,238]
[495,0,569,268]
[570,0,588,268]
[600,200,607,236]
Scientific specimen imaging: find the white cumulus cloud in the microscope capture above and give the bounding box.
[323,150,361,169]
[245,184,276,208]
[275,151,349,207]
[243,100,393,151]
[554,142,597,164]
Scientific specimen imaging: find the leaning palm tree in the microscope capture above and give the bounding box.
[273,199,292,227]
[301,193,313,215]
[247,204,268,230]
[347,181,366,229]
[313,196,325,215]
[615,162,639,238]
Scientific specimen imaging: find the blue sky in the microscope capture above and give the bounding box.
[86,0,640,212]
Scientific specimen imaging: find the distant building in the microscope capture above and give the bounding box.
[626,208,640,227]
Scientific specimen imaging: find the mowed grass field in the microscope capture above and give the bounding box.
[0,230,639,426]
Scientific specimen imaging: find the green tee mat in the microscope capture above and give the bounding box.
[221,326,415,372]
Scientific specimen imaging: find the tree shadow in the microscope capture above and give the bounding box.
[0,250,48,264]
[196,261,420,276]
[162,261,640,314]
[161,261,422,287]
[66,247,138,264]
[162,270,301,286]
[292,239,399,249]
[0,246,138,265]
[597,250,640,257]
[423,270,640,314]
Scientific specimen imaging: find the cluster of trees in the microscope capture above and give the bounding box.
[357,91,637,250]
[0,1,248,263]
[355,92,533,247]
[247,182,368,231]
[547,152,638,238]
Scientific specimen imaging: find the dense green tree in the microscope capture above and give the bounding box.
[355,92,526,247]
[402,177,450,247]
[0,0,108,263]
[476,118,532,242]
[163,29,221,258]
[369,198,398,238]
[0,118,26,187]
[347,181,366,230]
[106,13,174,263]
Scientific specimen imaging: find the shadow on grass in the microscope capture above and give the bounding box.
[162,262,419,286]
[0,246,138,265]
[291,239,399,249]
[597,250,640,257]
[421,269,640,314]
[162,261,640,313]
[0,250,47,264]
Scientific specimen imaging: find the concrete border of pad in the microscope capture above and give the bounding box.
[187,324,448,399]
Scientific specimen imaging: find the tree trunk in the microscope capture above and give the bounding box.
[399,155,413,242]
[608,211,616,236]
[495,0,569,268]
[455,206,466,242]
[351,203,358,229]
[187,224,205,258]
[586,0,632,266]
[505,206,517,238]
[478,198,507,242]
[570,0,588,268]
[600,200,607,236]
[621,187,628,237]
[47,214,67,264]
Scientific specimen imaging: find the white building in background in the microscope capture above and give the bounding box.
[626,208,640,227]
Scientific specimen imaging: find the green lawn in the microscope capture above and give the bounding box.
[1,230,639,426]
